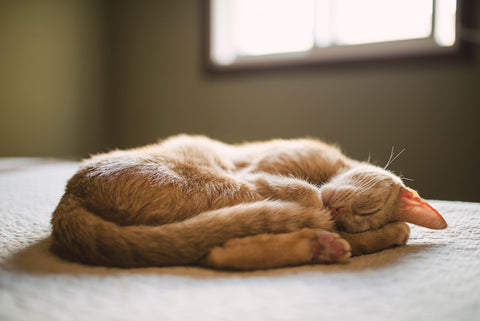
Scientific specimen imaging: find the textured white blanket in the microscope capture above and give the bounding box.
[1,159,479,321]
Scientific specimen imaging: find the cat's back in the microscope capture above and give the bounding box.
[78,135,233,172]
[66,135,237,195]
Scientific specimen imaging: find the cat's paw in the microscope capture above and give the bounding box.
[384,221,410,245]
[308,230,351,263]
[200,229,351,270]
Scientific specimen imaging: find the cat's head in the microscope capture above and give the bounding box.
[320,164,447,233]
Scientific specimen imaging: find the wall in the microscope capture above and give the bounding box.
[0,0,109,158]
[110,1,480,202]
[1,1,478,202]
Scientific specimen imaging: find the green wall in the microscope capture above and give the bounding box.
[1,1,479,202]
[0,0,109,157]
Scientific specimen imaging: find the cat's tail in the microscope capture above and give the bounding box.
[50,195,332,267]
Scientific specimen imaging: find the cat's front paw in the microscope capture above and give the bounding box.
[339,221,411,256]
[384,221,411,245]
[308,230,351,263]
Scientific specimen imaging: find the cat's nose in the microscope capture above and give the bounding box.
[320,187,336,207]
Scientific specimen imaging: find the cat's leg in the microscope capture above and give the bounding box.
[339,222,410,256]
[198,228,351,270]
[246,173,324,208]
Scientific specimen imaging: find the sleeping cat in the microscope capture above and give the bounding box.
[50,135,447,270]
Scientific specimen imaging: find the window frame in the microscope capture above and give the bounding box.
[204,0,470,72]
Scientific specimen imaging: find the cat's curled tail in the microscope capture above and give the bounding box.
[50,195,333,267]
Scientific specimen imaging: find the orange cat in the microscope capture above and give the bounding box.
[50,135,447,270]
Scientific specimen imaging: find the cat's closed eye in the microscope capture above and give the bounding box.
[355,207,381,216]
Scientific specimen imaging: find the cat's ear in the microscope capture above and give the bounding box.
[396,187,447,229]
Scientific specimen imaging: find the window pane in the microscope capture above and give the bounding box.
[233,0,315,56]
[209,0,458,68]
[435,0,456,46]
[315,0,333,47]
[333,0,433,45]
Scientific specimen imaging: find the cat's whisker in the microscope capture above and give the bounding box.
[352,174,371,185]
[356,182,374,193]
[334,190,354,205]
[357,181,377,194]
[355,175,375,189]
[358,177,375,188]
[384,146,395,169]
[399,175,415,182]
[384,147,406,170]
[356,176,378,194]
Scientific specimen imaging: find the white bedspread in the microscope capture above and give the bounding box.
[1,159,479,321]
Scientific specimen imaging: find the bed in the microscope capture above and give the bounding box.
[1,158,479,321]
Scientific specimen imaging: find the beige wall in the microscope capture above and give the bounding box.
[1,1,479,202]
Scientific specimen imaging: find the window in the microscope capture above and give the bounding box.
[208,0,460,70]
